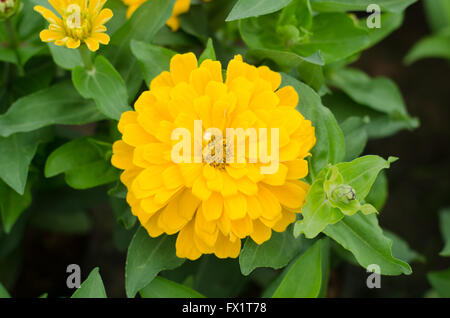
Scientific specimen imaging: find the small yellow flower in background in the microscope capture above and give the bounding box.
[34,0,113,51]
[111,53,316,260]
[122,0,210,31]
[0,0,20,20]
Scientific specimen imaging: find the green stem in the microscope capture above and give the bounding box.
[79,45,94,71]
[3,18,24,76]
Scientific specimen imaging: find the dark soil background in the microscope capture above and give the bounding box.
[8,1,450,298]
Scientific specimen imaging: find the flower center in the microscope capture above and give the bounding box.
[203,134,233,170]
[63,4,91,40]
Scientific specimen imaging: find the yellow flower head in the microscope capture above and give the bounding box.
[111,53,316,260]
[34,0,113,51]
[122,0,191,31]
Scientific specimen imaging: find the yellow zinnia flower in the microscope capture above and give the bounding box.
[122,0,209,31]
[111,53,316,260]
[34,0,113,51]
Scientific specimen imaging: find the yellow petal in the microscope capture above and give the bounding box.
[250,219,272,245]
[176,220,202,260]
[111,140,134,170]
[213,233,241,259]
[84,37,99,52]
[170,53,198,84]
[66,38,80,49]
[276,86,299,108]
[202,192,223,221]
[272,210,296,232]
[224,193,247,220]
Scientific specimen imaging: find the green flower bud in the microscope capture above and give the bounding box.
[0,0,20,20]
[331,184,356,205]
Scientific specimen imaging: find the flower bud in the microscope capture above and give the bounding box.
[331,184,356,205]
[0,0,20,20]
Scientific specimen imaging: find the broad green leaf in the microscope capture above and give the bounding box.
[318,238,330,297]
[0,128,51,195]
[71,267,107,298]
[126,227,184,298]
[0,282,10,298]
[340,116,368,161]
[385,230,424,263]
[45,138,119,189]
[292,13,370,63]
[199,38,216,63]
[194,256,248,297]
[272,239,323,298]
[439,208,450,257]
[310,0,417,13]
[324,92,419,139]
[424,0,450,32]
[328,68,415,124]
[282,74,345,178]
[404,30,450,64]
[0,180,31,233]
[72,55,130,120]
[246,48,324,69]
[179,5,209,41]
[107,0,176,99]
[226,0,293,21]
[335,155,397,201]
[48,44,82,70]
[140,276,205,298]
[111,0,176,46]
[363,12,404,48]
[428,268,450,298]
[365,171,388,211]
[130,40,176,86]
[239,228,302,276]
[324,213,412,275]
[0,82,104,137]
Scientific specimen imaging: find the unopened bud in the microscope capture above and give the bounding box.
[0,0,20,20]
[331,184,356,205]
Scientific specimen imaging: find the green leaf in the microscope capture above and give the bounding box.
[428,268,450,298]
[363,12,404,48]
[365,171,388,211]
[340,116,368,161]
[439,208,450,257]
[323,213,412,275]
[0,281,10,298]
[126,227,184,298]
[239,228,302,276]
[72,55,130,120]
[199,38,216,64]
[335,155,396,201]
[424,0,450,32]
[106,0,176,99]
[384,230,425,263]
[310,0,417,13]
[324,92,419,139]
[48,44,82,70]
[0,82,104,137]
[272,239,323,298]
[282,74,345,178]
[45,137,119,189]
[130,40,176,86]
[328,68,417,128]
[404,29,450,64]
[140,276,205,298]
[0,128,51,195]
[226,0,293,21]
[71,267,107,298]
[0,180,31,233]
[292,13,370,63]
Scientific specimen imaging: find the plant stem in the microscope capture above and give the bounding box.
[3,18,24,76]
[79,45,94,71]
